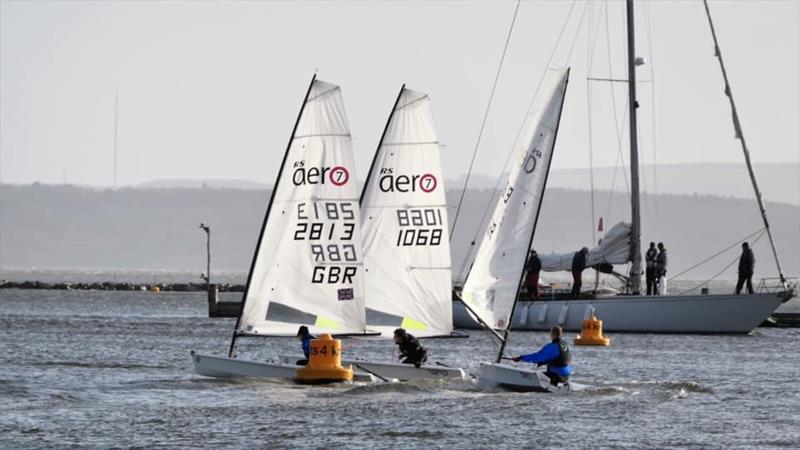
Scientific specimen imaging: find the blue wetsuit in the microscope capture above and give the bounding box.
[519,338,573,379]
[301,335,313,359]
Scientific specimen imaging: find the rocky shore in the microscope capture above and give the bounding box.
[0,280,245,292]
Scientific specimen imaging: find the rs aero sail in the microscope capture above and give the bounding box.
[323,85,467,381]
[460,68,571,392]
[191,76,376,382]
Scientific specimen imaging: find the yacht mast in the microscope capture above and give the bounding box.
[701,0,787,289]
[626,0,643,295]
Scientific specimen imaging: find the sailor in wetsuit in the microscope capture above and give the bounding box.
[393,328,428,368]
[511,325,573,386]
[296,325,314,366]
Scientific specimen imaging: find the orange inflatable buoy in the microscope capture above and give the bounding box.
[575,313,611,346]
[296,333,354,384]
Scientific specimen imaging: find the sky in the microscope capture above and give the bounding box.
[1,0,798,189]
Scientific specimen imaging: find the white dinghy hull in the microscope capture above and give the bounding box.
[279,355,466,381]
[190,352,376,383]
[454,292,787,334]
[478,362,568,393]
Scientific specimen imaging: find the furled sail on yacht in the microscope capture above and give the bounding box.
[461,68,570,331]
[236,78,368,337]
[360,87,453,338]
[540,222,631,272]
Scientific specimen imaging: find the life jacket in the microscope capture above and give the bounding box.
[551,338,571,368]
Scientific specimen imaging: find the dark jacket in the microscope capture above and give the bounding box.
[571,251,587,273]
[520,338,574,377]
[645,248,658,269]
[526,254,542,274]
[656,249,668,275]
[398,334,427,365]
[738,249,755,275]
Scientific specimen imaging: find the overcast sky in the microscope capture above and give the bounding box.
[1,0,798,189]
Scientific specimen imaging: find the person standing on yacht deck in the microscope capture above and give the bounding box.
[736,242,755,295]
[571,247,589,299]
[645,242,658,295]
[655,242,668,295]
[525,250,542,301]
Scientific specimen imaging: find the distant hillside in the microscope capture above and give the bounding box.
[449,163,799,205]
[130,163,798,206]
[1,184,797,281]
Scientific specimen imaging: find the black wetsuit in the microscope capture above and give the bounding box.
[397,334,428,368]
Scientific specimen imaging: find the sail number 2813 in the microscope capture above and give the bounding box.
[396,208,444,246]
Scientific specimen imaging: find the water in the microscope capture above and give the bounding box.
[2,289,799,449]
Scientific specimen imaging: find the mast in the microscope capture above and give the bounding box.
[496,69,570,363]
[701,0,788,289]
[359,84,405,205]
[228,74,317,357]
[626,0,643,295]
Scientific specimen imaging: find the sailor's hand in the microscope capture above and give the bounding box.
[511,356,521,362]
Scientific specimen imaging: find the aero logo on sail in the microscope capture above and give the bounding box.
[379,168,437,193]
[292,161,350,186]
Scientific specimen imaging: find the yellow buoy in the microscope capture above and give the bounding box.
[575,313,611,346]
[296,333,354,384]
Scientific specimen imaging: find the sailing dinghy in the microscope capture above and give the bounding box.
[460,68,572,392]
[191,76,376,383]
[281,86,467,381]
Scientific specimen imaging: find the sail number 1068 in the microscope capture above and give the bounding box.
[396,208,444,246]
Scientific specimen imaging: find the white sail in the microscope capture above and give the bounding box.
[461,68,570,331]
[360,88,453,338]
[237,79,367,336]
[540,222,632,271]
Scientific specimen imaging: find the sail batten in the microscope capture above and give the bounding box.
[461,68,570,333]
[236,79,367,337]
[360,88,454,339]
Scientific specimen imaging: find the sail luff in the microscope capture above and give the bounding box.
[496,68,571,363]
[360,85,406,206]
[228,74,317,356]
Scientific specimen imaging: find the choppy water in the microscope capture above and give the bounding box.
[1,289,799,449]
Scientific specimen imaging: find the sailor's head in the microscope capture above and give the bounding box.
[530,249,537,257]
[742,242,749,250]
[550,325,563,340]
[297,325,310,339]
[393,328,407,343]
[581,247,589,254]
[657,242,664,250]
[649,242,656,248]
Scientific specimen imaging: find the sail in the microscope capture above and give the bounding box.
[461,68,570,331]
[360,88,453,338]
[539,222,632,271]
[237,79,367,336]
